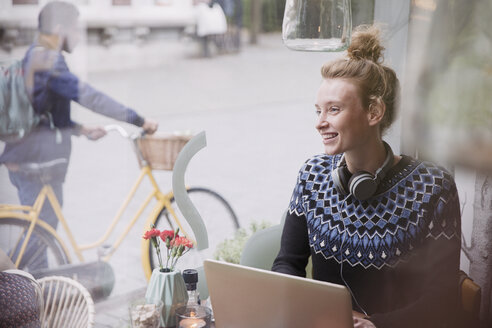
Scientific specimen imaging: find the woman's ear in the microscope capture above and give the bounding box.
[367,97,385,126]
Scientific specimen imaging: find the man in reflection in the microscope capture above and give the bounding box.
[0,1,158,270]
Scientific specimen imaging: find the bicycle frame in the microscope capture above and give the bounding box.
[0,164,194,280]
[0,185,73,268]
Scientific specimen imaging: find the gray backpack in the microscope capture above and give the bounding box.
[0,60,40,142]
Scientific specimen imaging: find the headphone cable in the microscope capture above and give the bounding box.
[337,194,369,317]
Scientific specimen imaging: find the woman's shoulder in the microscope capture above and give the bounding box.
[298,153,339,172]
[410,156,456,184]
[291,154,341,188]
[389,155,457,193]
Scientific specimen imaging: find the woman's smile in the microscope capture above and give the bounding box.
[320,131,339,144]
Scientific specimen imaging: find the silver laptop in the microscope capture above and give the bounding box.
[204,259,353,328]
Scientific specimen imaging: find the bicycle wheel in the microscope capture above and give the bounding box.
[0,217,69,272]
[149,187,240,271]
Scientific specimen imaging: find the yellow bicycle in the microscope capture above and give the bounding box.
[0,125,240,281]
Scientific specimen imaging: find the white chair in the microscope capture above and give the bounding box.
[38,276,95,328]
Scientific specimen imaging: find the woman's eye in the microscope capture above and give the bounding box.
[316,106,340,116]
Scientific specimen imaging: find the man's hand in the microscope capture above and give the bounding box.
[142,119,158,134]
[80,126,107,140]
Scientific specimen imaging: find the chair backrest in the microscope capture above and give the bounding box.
[239,223,284,271]
[459,270,481,327]
[240,212,313,277]
[38,276,95,328]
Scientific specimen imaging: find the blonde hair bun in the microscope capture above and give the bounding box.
[347,25,385,63]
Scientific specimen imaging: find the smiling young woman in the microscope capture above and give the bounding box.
[273,25,463,328]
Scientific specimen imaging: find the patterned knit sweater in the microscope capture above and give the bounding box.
[272,154,462,328]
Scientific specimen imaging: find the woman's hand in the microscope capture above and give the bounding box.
[352,311,375,328]
[80,126,107,140]
[353,316,376,328]
[142,119,158,134]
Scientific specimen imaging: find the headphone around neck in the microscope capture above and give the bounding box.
[331,141,394,201]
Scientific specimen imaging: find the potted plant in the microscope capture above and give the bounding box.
[214,221,271,264]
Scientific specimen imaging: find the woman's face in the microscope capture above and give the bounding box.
[315,78,374,155]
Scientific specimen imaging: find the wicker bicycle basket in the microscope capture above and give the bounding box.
[136,133,192,170]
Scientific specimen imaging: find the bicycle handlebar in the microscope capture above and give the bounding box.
[104,125,147,166]
[104,125,134,139]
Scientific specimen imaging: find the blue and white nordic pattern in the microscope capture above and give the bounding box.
[289,154,460,270]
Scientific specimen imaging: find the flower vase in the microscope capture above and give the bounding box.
[145,268,189,327]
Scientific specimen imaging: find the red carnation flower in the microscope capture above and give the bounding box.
[160,230,175,242]
[173,236,194,249]
[143,228,161,240]
[143,226,193,272]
